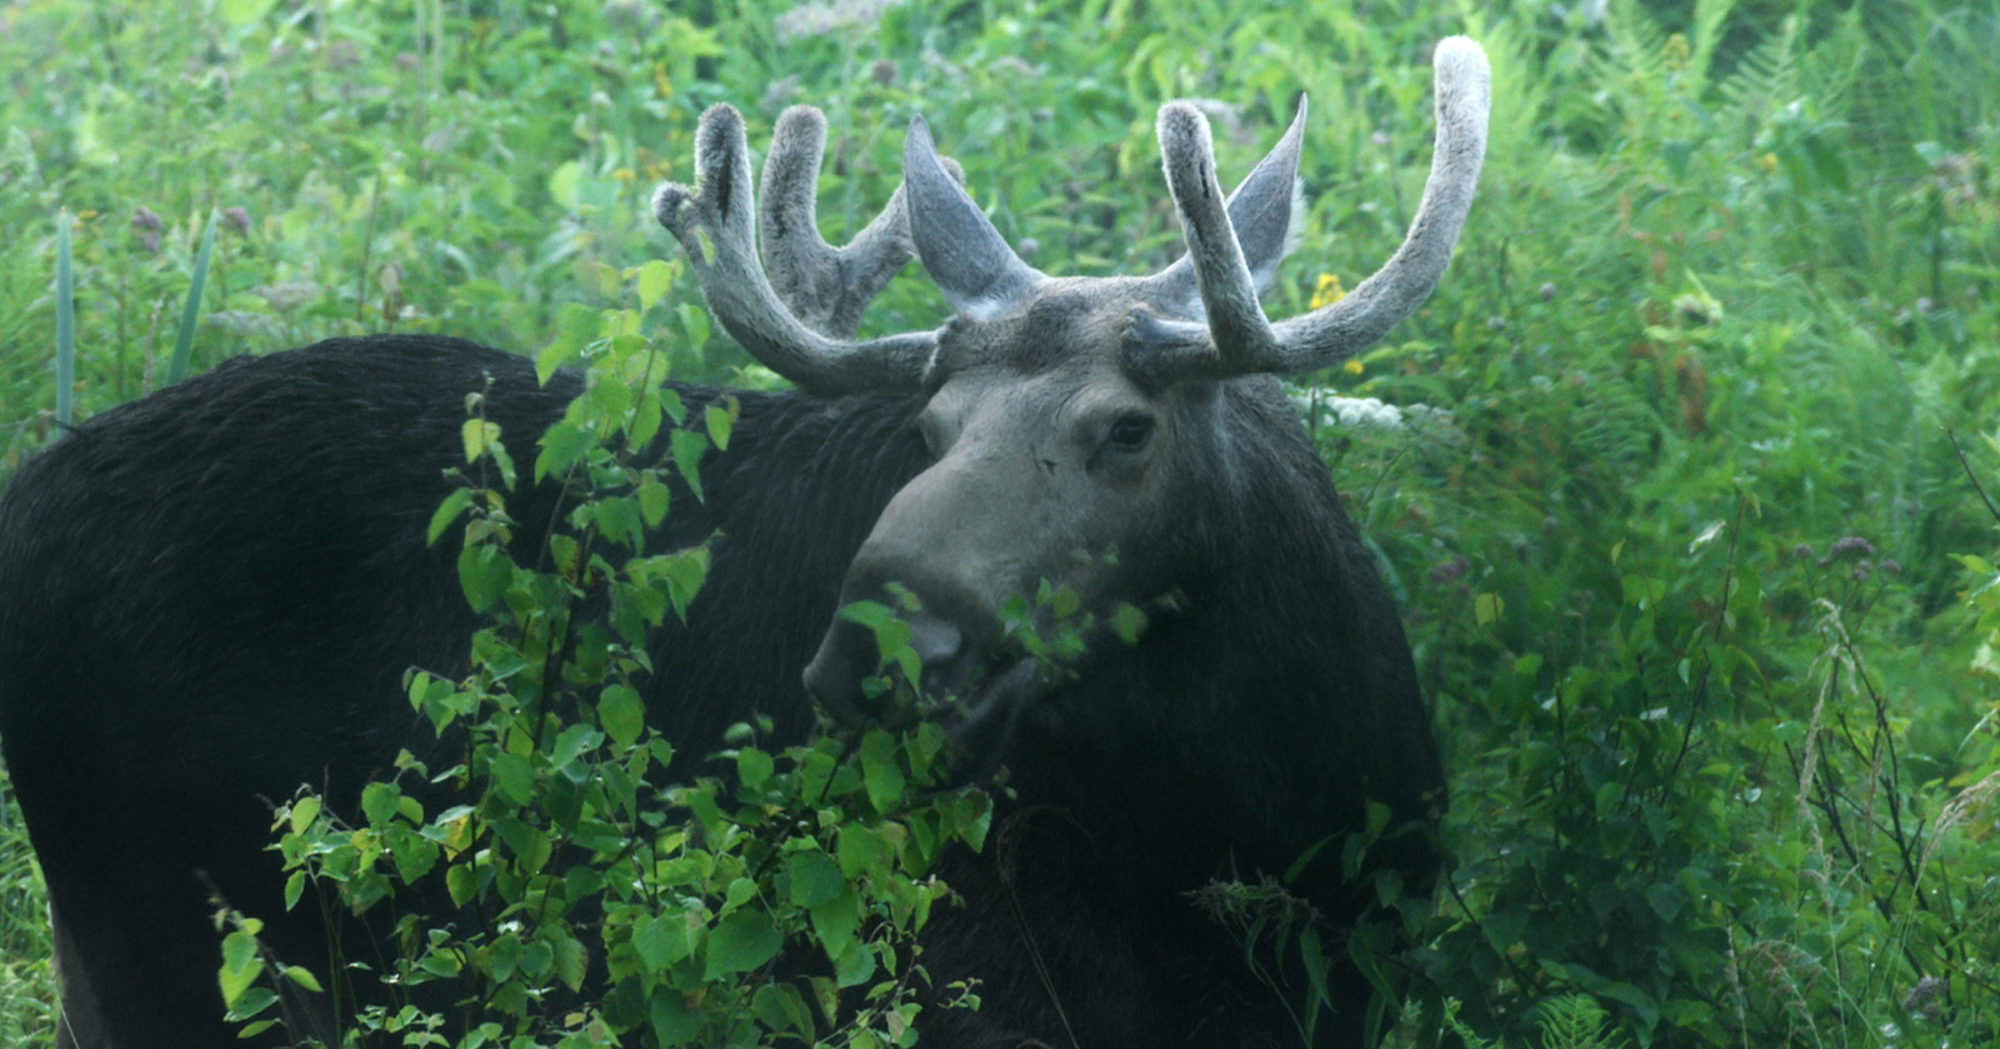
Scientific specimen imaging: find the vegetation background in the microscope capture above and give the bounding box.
[2,0,1998,1045]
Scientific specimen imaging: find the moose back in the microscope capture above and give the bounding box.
[0,38,1489,1049]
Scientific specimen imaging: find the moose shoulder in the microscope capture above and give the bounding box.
[0,38,1489,1049]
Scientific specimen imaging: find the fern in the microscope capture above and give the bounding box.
[1712,14,1803,145]
[1538,995,1630,1049]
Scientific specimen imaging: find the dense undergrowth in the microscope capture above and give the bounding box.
[2,0,1998,1045]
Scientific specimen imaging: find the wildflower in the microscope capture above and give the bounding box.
[1310,272,1345,310]
[133,206,164,254]
[1429,555,1471,586]
[1755,153,1778,174]
[1828,536,1876,560]
[1792,543,1815,561]
[1539,281,1557,302]
[221,206,251,235]
[252,281,322,313]
[1672,288,1722,327]
[775,0,902,45]
[1905,976,1946,1021]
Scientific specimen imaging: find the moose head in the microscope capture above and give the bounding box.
[653,37,1491,736]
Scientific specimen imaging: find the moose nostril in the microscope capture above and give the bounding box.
[906,612,964,665]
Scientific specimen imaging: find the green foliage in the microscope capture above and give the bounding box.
[0,763,57,1047]
[208,279,992,1047]
[1,0,1999,1046]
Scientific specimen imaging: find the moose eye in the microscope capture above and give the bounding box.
[1107,413,1156,451]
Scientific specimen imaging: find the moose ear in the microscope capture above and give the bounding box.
[1144,97,1307,313]
[903,115,1044,321]
[1225,96,1308,294]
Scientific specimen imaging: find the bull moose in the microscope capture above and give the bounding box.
[0,37,1489,1049]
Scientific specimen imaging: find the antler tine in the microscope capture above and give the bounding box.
[759,105,919,340]
[1146,97,1309,315]
[1144,100,1288,381]
[1134,37,1490,385]
[1267,37,1489,370]
[652,104,936,396]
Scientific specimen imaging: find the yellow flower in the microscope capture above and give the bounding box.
[1664,33,1691,72]
[1343,358,1365,375]
[1755,152,1778,174]
[1310,272,1345,310]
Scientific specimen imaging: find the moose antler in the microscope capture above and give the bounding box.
[653,104,936,395]
[758,106,920,340]
[1134,36,1491,384]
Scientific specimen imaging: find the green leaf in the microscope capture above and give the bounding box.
[218,930,265,1006]
[650,994,704,1046]
[751,983,815,1039]
[222,986,278,1023]
[457,544,510,613]
[446,862,479,908]
[1109,602,1149,644]
[810,887,861,960]
[552,933,587,992]
[787,849,845,908]
[167,211,216,385]
[535,419,596,482]
[287,795,321,837]
[599,684,646,748]
[737,747,774,789]
[635,258,675,311]
[1473,591,1505,626]
[704,908,781,978]
[837,825,884,878]
[548,160,584,210]
[704,401,734,452]
[638,474,671,527]
[671,428,710,502]
[218,0,278,28]
[490,753,535,804]
[461,418,503,463]
[632,913,688,973]
[360,782,401,828]
[426,487,476,545]
[861,730,907,814]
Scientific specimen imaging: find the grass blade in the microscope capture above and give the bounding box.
[54,211,75,425]
[167,210,217,385]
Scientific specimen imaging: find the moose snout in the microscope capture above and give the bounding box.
[801,572,1000,726]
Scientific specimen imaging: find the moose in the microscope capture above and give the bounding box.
[0,38,1489,1049]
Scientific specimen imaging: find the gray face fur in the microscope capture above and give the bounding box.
[652,37,1492,722]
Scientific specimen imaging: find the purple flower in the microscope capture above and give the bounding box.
[132,206,163,232]
[1828,536,1876,560]
[1429,555,1471,586]
[1792,543,1815,560]
[221,206,251,235]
